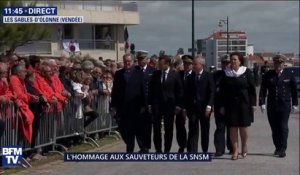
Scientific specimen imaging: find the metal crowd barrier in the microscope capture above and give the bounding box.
[0,103,18,148]
[0,94,119,168]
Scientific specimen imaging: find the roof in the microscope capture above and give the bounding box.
[248,55,264,64]
[256,52,295,59]
[205,31,247,40]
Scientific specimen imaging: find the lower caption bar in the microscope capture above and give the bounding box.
[64,152,212,162]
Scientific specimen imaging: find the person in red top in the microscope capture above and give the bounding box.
[32,62,67,112]
[48,59,71,99]
[27,55,41,73]
[0,63,13,103]
[10,64,39,144]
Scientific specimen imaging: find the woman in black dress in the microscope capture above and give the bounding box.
[220,52,257,160]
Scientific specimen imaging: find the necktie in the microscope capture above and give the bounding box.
[197,73,201,81]
[196,73,201,101]
[184,72,188,80]
[162,71,167,89]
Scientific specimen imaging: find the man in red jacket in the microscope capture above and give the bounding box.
[32,62,67,112]
[10,64,39,143]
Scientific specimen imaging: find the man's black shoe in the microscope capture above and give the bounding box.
[214,152,224,157]
[139,149,149,153]
[178,147,184,153]
[274,149,279,156]
[278,152,286,158]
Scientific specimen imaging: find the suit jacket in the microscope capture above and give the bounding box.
[111,67,146,118]
[259,69,298,111]
[185,70,215,113]
[179,70,192,87]
[148,69,183,107]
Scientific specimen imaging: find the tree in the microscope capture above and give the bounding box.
[0,0,50,56]
[177,48,184,55]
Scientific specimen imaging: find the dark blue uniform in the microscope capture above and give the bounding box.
[135,65,156,151]
[259,69,298,156]
[213,70,232,155]
[175,70,190,152]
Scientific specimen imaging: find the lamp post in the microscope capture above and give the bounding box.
[192,0,195,58]
[218,16,229,54]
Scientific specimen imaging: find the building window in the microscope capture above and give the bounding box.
[218,40,227,45]
[218,46,227,51]
[232,40,246,45]
[240,52,246,56]
[95,25,112,40]
[78,24,94,49]
[63,24,73,39]
[218,52,227,57]
[95,25,113,49]
[239,46,246,50]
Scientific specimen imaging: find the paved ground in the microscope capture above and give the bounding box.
[18,107,299,175]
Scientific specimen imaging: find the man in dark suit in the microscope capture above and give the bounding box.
[176,55,193,153]
[135,50,156,152]
[111,53,146,153]
[148,55,184,153]
[259,54,298,158]
[185,56,215,153]
[213,54,232,156]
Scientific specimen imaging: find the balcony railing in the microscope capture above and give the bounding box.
[34,1,138,12]
[15,41,52,55]
[63,39,116,50]
[14,39,116,55]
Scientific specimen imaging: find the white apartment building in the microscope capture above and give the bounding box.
[197,31,248,69]
[15,1,140,61]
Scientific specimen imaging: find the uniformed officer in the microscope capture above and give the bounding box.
[135,50,156,152]
[259,54,298,158]
[176,55,193,152]
[213,54,232,156]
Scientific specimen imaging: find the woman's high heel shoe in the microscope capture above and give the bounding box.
[231,154,239,160]
[242,145,248,159]
[242,152,248,158]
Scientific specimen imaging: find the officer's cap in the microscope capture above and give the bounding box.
[136,50,149,59]
[273,54,287,63]
[182,55,193,64]
[220,54,230,63]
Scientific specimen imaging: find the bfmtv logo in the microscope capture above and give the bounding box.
[2,146,22,166]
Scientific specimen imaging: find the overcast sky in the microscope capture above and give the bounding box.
[128,1,299,56]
